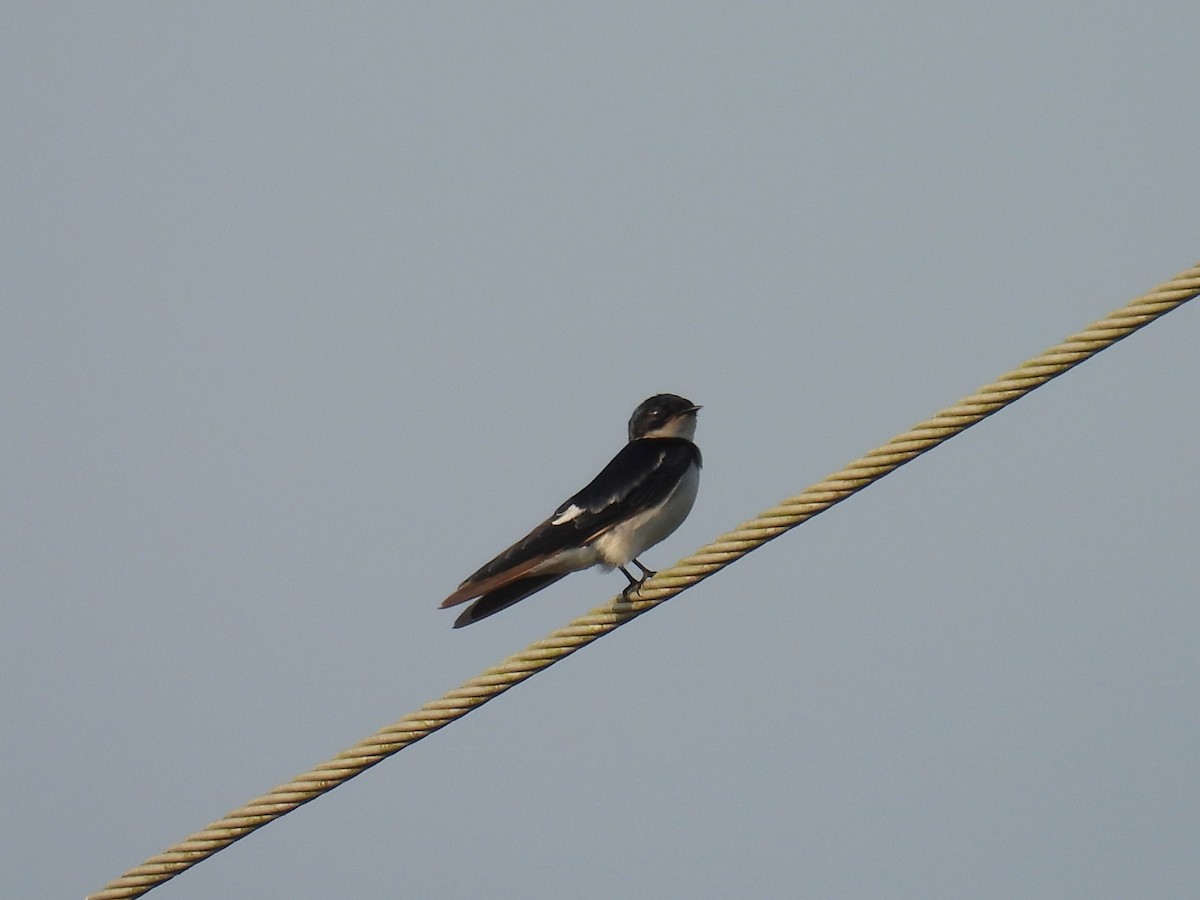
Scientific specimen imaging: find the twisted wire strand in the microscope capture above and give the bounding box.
[90,262,1200,899]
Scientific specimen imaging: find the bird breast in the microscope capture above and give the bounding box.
[591,462,700,568]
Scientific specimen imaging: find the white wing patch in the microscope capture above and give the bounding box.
[551,504,585,526]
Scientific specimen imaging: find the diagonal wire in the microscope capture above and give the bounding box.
[89,262,1200,899]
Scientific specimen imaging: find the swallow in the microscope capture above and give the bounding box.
[441,393,702,627]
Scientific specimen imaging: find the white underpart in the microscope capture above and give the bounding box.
[591,462,700,568]
[531,543,603,575]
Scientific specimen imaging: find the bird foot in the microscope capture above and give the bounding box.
[620,560,659,600]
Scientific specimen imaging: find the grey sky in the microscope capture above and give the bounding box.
[4,6,1198,899]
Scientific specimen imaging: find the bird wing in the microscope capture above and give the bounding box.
[440,437,701,609]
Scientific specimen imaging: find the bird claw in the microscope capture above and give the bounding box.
[622,575,656,601]
[620,559,659,600]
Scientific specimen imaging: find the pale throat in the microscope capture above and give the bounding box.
[641,414,697,442]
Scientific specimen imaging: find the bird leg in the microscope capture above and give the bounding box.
[631,558,656,580]
[619,559,658,599]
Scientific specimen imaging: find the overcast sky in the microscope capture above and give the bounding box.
[4,5,1199,899]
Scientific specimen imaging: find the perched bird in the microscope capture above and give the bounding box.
[441,394,702,628]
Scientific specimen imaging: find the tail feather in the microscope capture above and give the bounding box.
[452,574,567,628]
[440,552,552,609]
